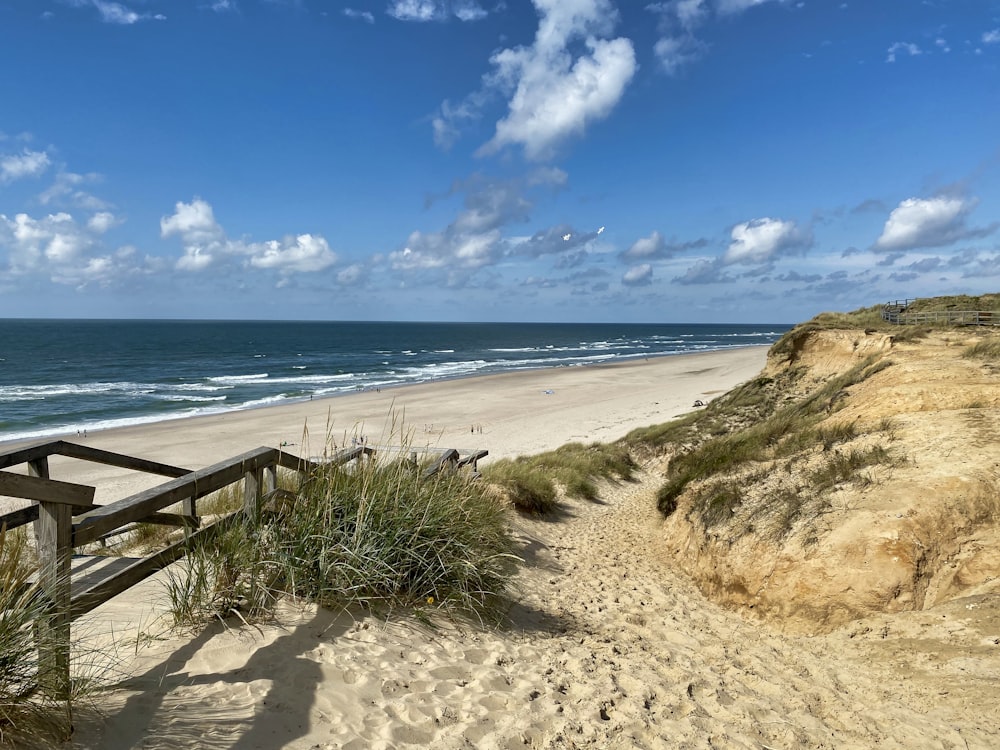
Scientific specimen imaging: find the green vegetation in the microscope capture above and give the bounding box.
[482,441,635,512]
[167,454,518,627]
[963,337,1000,361]
[0,525,107,745]
[906,293,1000,313]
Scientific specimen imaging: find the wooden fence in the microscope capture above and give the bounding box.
[882,299,998,326]
[1,439,487,699]
[0,440,370,699]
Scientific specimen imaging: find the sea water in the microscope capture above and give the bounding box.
[0,319,789,443]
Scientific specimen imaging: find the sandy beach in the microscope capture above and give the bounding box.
[7,344,996,748]
[2,346,767,507]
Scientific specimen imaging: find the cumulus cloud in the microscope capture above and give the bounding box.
[38,171,109,210]
[715,0,776,13]
[337,263,366,286]
[647,0,778,75]
[723,217,809,265]
[387,0,487,22]
[619,231,707,261]
[66,0,166,24]
[983,29,1000,44]
[886,42,920,63]
[0,148,51,183]
[438,0,636,160]
[0,210,152,287]
[161,198,338,275]
[874,196,996,252]
[654,34,708,75]
[673,257,733,285]
[510,224,602,258]
[86,211,120,234]
[622,263,652,286]
[388,172,578,287]
[344,7,375,22]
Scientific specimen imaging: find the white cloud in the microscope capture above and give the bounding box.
[249,234,338,273]
[161,198,338,275]
[715,0,775,13]
[647,0,777,76]
[874,196,994,252]
[0,149,51,182]
[344,8,375,22]
[983,29,1000,44]
[160,198,224,248]
[0,210,150,287]
[337,263,366,286]
[38,170,109,210]
[387,0,485,22]
[453,0,488,21]
[438,0,636,160]
[724,217,807,265]
[654,34,707,75]
[622,230,666,260]
[886,42,921,63]
[208,0,237,11]
[622,263,653,286]
[388,0,441,21]
[67,0,166,24]
[86,211,120,234]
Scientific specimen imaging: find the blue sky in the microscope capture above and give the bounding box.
[0,0,998,323]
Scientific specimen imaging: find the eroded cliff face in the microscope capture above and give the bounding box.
[661,328,1000,633]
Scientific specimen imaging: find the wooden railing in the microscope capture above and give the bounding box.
[882,299,998,326]
[0,440,370,698]
[0,439,486,699]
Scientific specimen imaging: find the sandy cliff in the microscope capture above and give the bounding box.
[661,326,1000,633]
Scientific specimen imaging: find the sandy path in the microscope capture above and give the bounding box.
[72,472,994,749]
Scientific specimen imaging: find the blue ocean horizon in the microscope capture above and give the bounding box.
[0,319,791,444]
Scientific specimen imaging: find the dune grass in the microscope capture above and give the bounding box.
[0,525,111,745]
[482,441,636,513]
[167,451,518,628]
[963,337,1000,360]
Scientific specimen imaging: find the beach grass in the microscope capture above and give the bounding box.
[167,447,518,627]
[482,441,636,512]
[0,525,112,746]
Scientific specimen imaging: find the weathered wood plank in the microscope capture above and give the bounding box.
[37,499,73,698]
[423,449,460,479]
[72,447,279,547]
[457,449,488,468]
[0,441,61,471]
[70,512,238,620]
[0,503,39,531]
[53,442,191,478]
[0,470,96,507]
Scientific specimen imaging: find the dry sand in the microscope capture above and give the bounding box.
[6,346,996,748]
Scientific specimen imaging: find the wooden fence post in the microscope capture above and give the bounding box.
[244,467,263,516]
[36,498,73,699]
[28,456,50,547]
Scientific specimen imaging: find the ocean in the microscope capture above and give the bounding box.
[0,319,789,444]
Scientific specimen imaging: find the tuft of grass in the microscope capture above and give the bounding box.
[0,525,110,745]
[482,459,558,514]
[808,445,895,491]
[168,452,518,627]
[483,442,635,511]
[963,338,1000,361]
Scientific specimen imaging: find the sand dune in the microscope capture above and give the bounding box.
[7,346,994,748]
